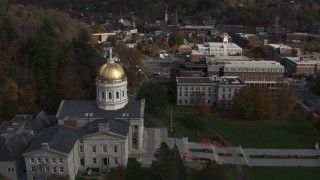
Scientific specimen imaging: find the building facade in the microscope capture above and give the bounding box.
[176,76,246,108]
[207,61,285,89]
[23,49,145,180]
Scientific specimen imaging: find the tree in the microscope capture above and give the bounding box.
[0,78,18,102]
[198,104,210,115]
[151,142,186,180]
[136,81,167,112]
[42,19,57,38]
[58,67,87,99]
[116,44,142,70]
[168,31,186,47]
[273,89,298,119]
[310,76,320,95]
[190,91,206,105]
[231,87,276,119]
[19,84,36,104]
[167,80,177,104]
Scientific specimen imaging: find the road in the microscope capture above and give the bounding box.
[289,81,320,114]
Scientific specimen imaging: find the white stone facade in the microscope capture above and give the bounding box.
[95,80,128,110]
[176,76,246,108]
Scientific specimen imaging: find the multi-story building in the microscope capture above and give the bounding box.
[283,56,320,76]
[207,61,285,89]
[267,44,292,60]
[0,112,57,180]
[23,49,145,180]
[176,76,246,108]
[195,39,242,57]
[23,126,79,180]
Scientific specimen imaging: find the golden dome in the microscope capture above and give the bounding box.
[96,62,126,83]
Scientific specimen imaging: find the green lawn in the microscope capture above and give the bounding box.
[144,117,158,128]
[152,106,318,148]
[244,166,320,180]
[203,113,318,148]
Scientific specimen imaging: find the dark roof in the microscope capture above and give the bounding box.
[176,77,246,86]
[56,95,142,120]
[26,126,77,154]
[0,134,30,161]
[0,115,36,161]
[78,118,129,137]
[26,118,129,154]
[0,115,33,134]
[26,111,57,131]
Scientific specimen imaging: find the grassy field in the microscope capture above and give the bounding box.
[143,106,320,180]
[243,166,320,180]
[204,113,318,148]
[151,106,318,148]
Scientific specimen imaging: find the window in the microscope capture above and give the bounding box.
[52,158,56,164]
[31,166,35,172]
[228,94,231,98]
[79,146,83,153]
[122,90,124,97]
[92,146,96,153]
[208,100,211,104]
[37,158,41,163]
[179,100,182,104]
[59,167,64,173]
[114,158,118,164]
[116,92,119,99]
[92,158,97,164]
[7,168,10,172]
[229,88,231,92]
[222,94,225,98]
[102,145,107,153]
[113,146,118,153]
[52,167,57,173]
[58,158,62,164]
[80,158,84,165]
[108,92,112,99]
[30,158,34,163]
[32,177,36,180]
[222,88,225,92]
[44,158,48,163]
[102,92,105,99]
[45,166,49,172]
[185,100,188,104]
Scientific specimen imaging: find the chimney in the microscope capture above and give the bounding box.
[98,123,110,133]
[42,143,49,150]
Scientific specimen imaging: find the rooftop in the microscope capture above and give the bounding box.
[56,95,143,120]
[176,76,246,86]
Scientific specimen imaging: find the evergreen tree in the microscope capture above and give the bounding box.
[151,142,186,180]
[136,81,167,112]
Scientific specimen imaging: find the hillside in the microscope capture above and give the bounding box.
[0,2,104,121]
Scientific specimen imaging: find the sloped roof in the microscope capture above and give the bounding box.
[78,118,129,138]
[25,126,77,154]
[0,134,31,161]
[56,95,142,120]
[26,111,57,131]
